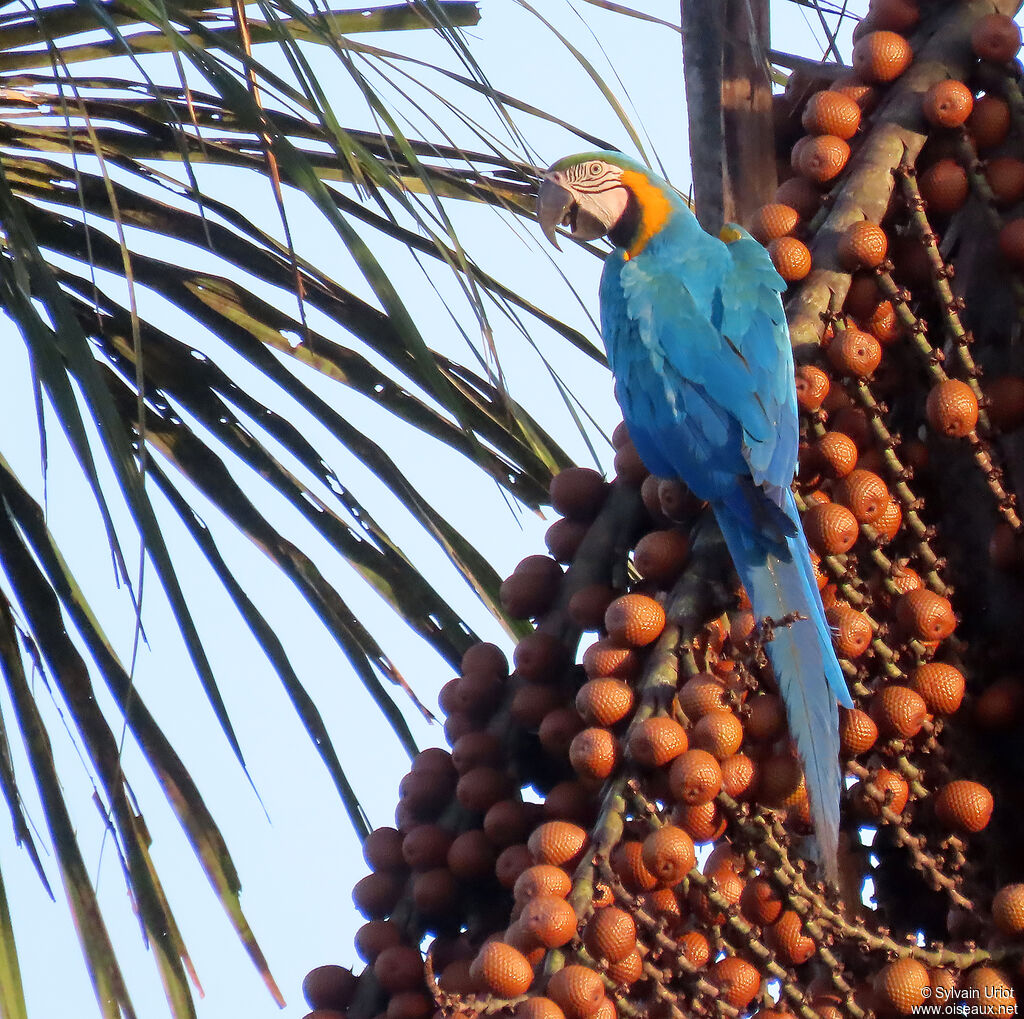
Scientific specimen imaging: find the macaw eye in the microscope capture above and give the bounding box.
[587,161,604,177]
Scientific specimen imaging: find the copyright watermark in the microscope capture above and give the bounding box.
[912,985,1018,1017]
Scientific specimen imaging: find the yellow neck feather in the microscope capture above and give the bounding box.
[620,168,672,259]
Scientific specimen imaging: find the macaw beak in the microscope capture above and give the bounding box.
[537,175,576,251]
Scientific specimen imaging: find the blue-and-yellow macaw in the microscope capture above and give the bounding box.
[537,151,853,878]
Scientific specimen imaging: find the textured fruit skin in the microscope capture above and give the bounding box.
[627,715,689,767]
[546,964,606,1018]
[870,685,928,738]
[569,727,620,781]
[549,467,608,521]
[962,967,1017,1017]
[853,30,913,82]
[935,780,994,833]
[828,327,882,377]
[642,824,697,885]
[515,998,567,1019]
[796,134,851,183]
[858,767,909,817]
[584,906,637,963]
[514,864,572,903]
[802,90,862,138]
[751,203,800,244]
[575,679,634,727]
[768,909,816,964]
[803,501,860,555]
[910,662,965,715]
[472,941,535,997]
[826,604,873,658]
[968,95,1011,149]
[775,175,823,219]
[519,894,579,949]
[816,431,859,478]
[633,529,690,585]
[838,221,888,269]
[875,958,930,1014]
[971,13,1022,62]
[795,364,831,411]
[740,876,784,925]
[894,589,956,641]
[835,469,889,523]
[709,956,762,1009]
[927,379,979,436]
[768,236,812,282]
[528,822,588,867]
[691,709,744,759]
[668,748,724,805]
[922,80,974,127]
[604,593,666,647]
[992,884,1024,934]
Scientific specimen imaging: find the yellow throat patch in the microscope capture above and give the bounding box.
[620,168,672,260]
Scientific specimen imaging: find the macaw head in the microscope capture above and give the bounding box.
[537,151,681,256]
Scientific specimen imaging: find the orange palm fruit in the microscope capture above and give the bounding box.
[852,31,913,82]
[934,780,994,833]
[922,80,974,127]
[802,90,862,138]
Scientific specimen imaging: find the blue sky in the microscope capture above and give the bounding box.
[0,2,859,1017]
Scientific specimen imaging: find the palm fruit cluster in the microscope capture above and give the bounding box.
[301,1,1024,1017]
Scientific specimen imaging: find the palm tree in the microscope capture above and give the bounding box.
[0,1,673,1015]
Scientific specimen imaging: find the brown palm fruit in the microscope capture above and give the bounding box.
[567,584,616,631]
[795,364,830,411]
[549,467,607,521]
[984,375,1024,430]
[835,77,879,110]
[671,930,708,969]
[584,906,637,963]
[767,910,816,964]
[865,300,900,344]
[510,685,562,728]
[827,604,873,658]
[721,753,758,799]
[803,501,859,555]
[709,957,762,1009]
[612,438,649,485]
[839,707,878,756]
[796,135,850,183]
[581,638,639,681]
[846,272,884,319]
[452,731,503,774]
[774,175,823,219]
[457,766,513,813]
[691,710,744,759]
[438,958,480,996]
[471,942,535,997]
[992,884,1024,935]
[575,679,634,727]
[975,677,1024,728]
[894,588,956,641]
[968,94,1011,149]
[827,327,882,377]
[679,673,731,718]
[673,800,728,843]
[486,800,541,848]
[935,780,994,833]
[633,528,690,585]
[387,991,433,1019]
[668,749,723,805]
[363,826,406,872]
[496,844,534,889]
[910,662,965,715]
[353,871,404,920]
[922,80,974,127]
[758,751,806,807]
[546,965,606,1019]
[412,867,459,916]
[545,517,588,563]
[703,842,744,878]
[838,221,888,270]
[740,876,784,926]
[514,632,570,683]
[768,237,812,282]
[802,90,861,138]
[514,864,571,904]
[642,824,696,886]
[999,219,1024,265]
[303,965,357,1012]
[963,967,1017,1016]
[519,894,578,949]
[972,13,1022,62]
[403,824,454,871]
[516,999,567,1019]
[815,431,859,479]
[606,950,643,986]
[919,158,969,215]
[745,693,786,741]
[538,707,584,757]
[500,556,563,618]
[751,203,800,244]
[462,641,508,675]
[627,715,688,767]
[354,919,403,962]
[611,839,657,892]
[875,958,930,1014]
[543,781,599,827]
[927,379,978,436]
[868,0,919,31]
[604,593,665,646]
[374,945,426,994]
[853,31,912,82]
[529,821,588,867]
[448,829,497,882]
[569,727,620,781]
[691,868,744,924]
[839,466,888,522]
[856,767,909,818]
[830,404,872,449]
[983,156,1024,205]
[870,685,928,738]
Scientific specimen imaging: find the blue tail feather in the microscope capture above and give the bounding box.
[714,491,851,881]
